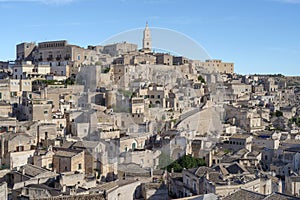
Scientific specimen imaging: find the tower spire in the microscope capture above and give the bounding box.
[143,22,152,52]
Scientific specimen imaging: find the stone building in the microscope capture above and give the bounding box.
[285,174,300,197]
[0,102,12,117]
[224,105,263,133]
[222,134,253,152]
[53,148,85,174]
[155,53,173,65]
[182,166,272,198]
[131,97,149,124]
[195,59,234,74]
[33,146,55,170]
[21,98,52,122]
[102,42,137,57]
[13,61,52,79]
[6,164,58,190]
[15,40,108,79]
[119,149,161,169]
[0,132,34,168]
[16,42,36,61]
[173,56,189,65]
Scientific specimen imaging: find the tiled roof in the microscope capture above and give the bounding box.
[207,172,224,183]
[72,141,100,149]
[223,189,266,200]
[223,189,300,200]
[19,164,49,177]
[264,193,300,200]
[54,149,82,158]
[194,167,215,177]
[226,163,248,174]
[25,184,61,197]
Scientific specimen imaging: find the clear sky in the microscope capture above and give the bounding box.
[0,0,300,75]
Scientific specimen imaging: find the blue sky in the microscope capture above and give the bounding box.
[0,0,300,75]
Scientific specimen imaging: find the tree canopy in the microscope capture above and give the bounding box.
[164,154,206,173]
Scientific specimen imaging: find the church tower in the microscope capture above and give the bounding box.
[143,22,152,52]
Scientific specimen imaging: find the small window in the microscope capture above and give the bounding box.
[78,163,82,170]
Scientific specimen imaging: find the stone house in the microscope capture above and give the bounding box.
[285,173,300,197]
[222,134,253,152]
[0,132,34,168]
[5,164,58,190]
[155,53,173,65]
[33,146,55,171]
[52,148,85,174]
[21,98,52,122]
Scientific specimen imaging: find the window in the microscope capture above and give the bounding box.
[44,110,48,114]
[48,163,53,168]
[77,55,81,60]
[78,163,82,170]
[16,146,24,152]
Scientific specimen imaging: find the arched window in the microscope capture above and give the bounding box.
[132,142,136,150]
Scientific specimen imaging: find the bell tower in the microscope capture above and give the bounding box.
[142,22,152,52]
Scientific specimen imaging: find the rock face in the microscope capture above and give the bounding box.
[177,106,223,139]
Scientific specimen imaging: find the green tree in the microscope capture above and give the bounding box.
[103,67,110,73]
[166,155,206,172]
[275,110,283,117]
[197,75,206,84]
